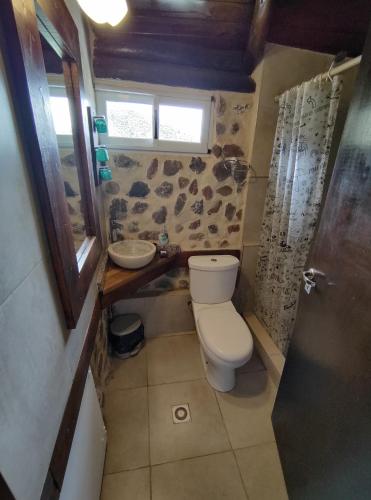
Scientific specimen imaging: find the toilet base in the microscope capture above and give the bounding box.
[200,346,236,392]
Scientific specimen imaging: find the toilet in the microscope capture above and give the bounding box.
[189,255,253,392]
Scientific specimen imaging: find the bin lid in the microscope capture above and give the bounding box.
[111,314,142,336]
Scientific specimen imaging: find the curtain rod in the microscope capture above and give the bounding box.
[274,55,362,103]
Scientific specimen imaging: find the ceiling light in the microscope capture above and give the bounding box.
[77,0,128,27]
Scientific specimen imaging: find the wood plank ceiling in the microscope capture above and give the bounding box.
[90,0,258,92]
[268,0,371,57]
[89,0,371,93]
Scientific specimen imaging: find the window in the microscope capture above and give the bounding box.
[106,100,153,139]
[96,89,211,153]
[50,95,72,135]
[48,85,73,146]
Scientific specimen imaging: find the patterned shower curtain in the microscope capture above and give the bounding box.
[254,75,342,355]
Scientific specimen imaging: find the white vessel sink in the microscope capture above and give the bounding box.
[108,240,156,269]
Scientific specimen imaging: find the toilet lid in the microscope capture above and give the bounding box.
[197,309,253,364]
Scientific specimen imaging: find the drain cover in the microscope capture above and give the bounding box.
[172,403,191,424]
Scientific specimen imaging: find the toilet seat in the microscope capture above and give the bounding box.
[197,308,253,365]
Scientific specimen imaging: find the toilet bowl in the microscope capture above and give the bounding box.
[192,301,253,391]
[189,255,253,392]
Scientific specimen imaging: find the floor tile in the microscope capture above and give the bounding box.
[237,349,266,374]
[104,387,149,473]
[106,348,147,392]
[100,468,150,500]
[147,334,204,385]
[149,379,230,464]
[235,443,288,500]
[152,452,246,500]
[216,371,276,449]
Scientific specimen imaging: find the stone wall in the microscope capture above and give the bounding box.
[103,92,253,255]
[60,149,86,251]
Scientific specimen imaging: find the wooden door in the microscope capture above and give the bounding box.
[272,22,371,500]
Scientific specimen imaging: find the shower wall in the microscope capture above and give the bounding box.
[236,44,357,328]
[235,43,358,316]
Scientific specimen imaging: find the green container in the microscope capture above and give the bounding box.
[99,167,112,181]
[95,146,109,162]
[93,116,108,134]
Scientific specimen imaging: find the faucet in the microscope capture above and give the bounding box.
[109,219,123,243]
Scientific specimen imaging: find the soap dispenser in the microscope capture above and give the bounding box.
[159,225,169,247]
[158,225,169,257]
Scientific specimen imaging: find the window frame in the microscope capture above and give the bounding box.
[96,88,212,154]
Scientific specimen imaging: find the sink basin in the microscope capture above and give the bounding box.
[108,240,156,269]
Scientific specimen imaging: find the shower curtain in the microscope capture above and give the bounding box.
[254,75,343,355]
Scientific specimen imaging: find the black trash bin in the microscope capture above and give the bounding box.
[109,314,144,359]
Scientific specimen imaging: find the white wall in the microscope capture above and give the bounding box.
[0,2,103,498]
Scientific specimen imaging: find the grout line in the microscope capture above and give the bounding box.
[0,259,41,309]
[148,376,206,388]
[103,464,150,477]
[147,330,197,339]
[212,388,250,500]
[104,445,262,477]
[105,376,207,395]
[144,342,153,500]
[151,448,236,470]
[232,438,277,453]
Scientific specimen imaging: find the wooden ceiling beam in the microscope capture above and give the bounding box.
[91,13,246,40]
[245,0,272,72]
[94,35,248,72]
[94,32,247,50]
[267,0,370,56]
[93,55,256,93]
[126,0,254,23]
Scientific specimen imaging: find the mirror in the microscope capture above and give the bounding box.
[1,0,102,327]
[38,32,87,253]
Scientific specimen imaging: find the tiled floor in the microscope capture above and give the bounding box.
[101,332,288,500]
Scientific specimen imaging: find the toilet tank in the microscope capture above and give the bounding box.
[188,255,240,304]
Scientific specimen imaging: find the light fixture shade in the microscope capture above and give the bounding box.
[77,0,128,27]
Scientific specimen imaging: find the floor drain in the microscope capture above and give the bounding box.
[172,403,191,424]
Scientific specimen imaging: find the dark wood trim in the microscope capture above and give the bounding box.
[94,55,256,93]
[40,472,59,500]
[94,35,248,73]
[94,13,247,40]
[100,254,177,308]
[267,0,370,57]
[0,474,15,500]
[0,0,102,329]
[42,296,102,498]
[122,0,254,23]
[100,249,241,308]
[87,106,100,187]
[245,0,272,72]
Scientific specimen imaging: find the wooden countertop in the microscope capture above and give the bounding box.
[99,248,240,308]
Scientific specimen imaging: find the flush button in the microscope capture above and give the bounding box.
[211,258,217,262]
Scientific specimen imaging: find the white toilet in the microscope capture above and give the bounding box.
[189,255,253,392]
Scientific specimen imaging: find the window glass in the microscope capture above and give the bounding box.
[106,100,153,139]
[95,88,211,153]
[50,95,72,135]
[159,104,203,143]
